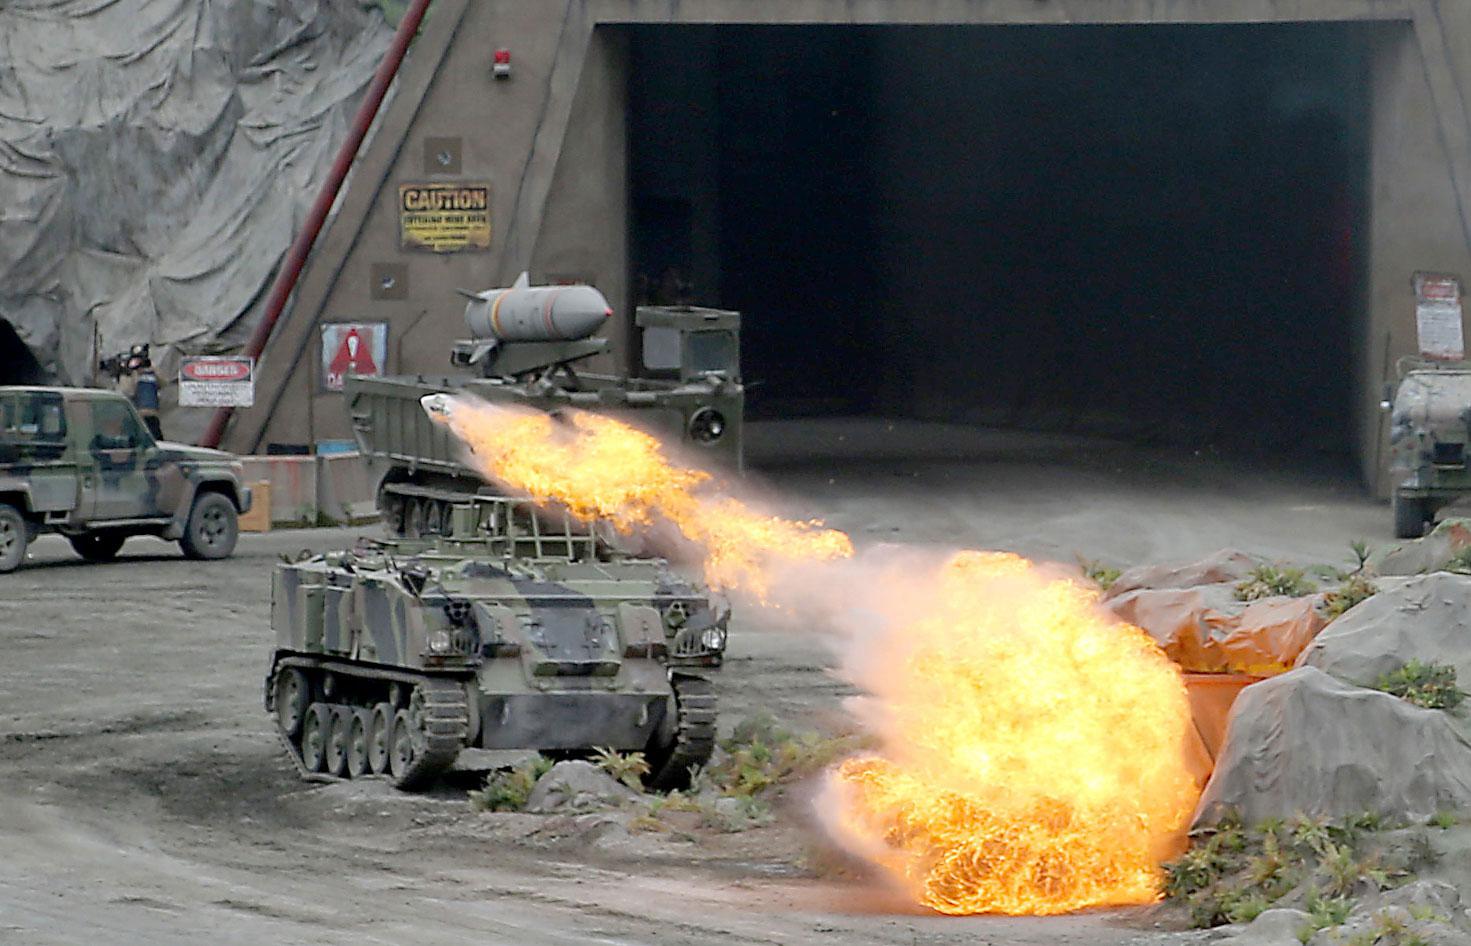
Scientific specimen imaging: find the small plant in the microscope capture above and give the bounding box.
[1321,574,1379,619]
[1373,660,1466,710]
[1427,809,1457,830]
[1301,890,1354,939]
[1163,847,1228,899]
[592,747,651,789]
[1224,890,1271,925]
[1349,540,1372,573]
[469,755,554,812]
[1077,557,1121,591]
[1236,564,1317,602]
[1407,903,1449,924]
[708,713,868,800]
[1445,545,1471,575]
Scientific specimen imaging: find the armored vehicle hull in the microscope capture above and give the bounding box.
[265,496,726,790]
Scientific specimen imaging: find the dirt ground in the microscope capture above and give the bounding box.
[0,421,1387,945]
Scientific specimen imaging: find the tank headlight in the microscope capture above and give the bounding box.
[427,629,453,655]
[688,408,726,444]
[700,627,727,652]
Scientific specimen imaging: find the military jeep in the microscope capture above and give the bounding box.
[0,386,252,572]
[1386,365,1471,538]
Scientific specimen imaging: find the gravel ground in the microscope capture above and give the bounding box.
[0,421,1387,945]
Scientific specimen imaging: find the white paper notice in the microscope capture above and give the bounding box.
[1415,272,1465,361]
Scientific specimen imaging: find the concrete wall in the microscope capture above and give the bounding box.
[230,0,1471,495]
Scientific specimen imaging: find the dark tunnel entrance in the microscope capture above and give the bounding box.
[0,320,46,385]
[626,23,1373,459]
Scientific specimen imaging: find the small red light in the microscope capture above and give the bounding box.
[494,49,511,64]
[604,307,613,318]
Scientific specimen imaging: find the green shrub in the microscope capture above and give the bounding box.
[1321,574,1379,620]
[708,713,868,799]
[1077,557,1121,591]
[1302,890,1354,938]
[1236,565,1317,602]
[469,755,555,812]
[591,747,650,789]
[1373,661,1466,710]
[1427,810,1458,830]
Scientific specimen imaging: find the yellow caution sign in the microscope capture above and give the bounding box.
[399,183,491,252]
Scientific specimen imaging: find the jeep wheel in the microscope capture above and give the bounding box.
[69,532,126,562]
[0,503,28,574]
[180,492,239,560]
[1393,494,1429,540]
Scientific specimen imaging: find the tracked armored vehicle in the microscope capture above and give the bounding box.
[264,494,726,791]
[345,281,743,538]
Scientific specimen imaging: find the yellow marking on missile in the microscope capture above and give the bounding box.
[543,288,564,337]
[490,289,507,337]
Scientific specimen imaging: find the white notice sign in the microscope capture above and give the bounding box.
[178,356,255,407]
[1415,272,1465,361]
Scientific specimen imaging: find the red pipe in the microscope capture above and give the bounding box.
[201,0,434,449]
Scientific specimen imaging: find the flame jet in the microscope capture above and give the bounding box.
[419,392,1200,916]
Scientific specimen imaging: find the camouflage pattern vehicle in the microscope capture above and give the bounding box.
[346,304,743,538]
[1386,365,1471,537]
[0,386,252,572]
[264,494,726,790]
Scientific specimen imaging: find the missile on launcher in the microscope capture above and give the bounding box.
[462,272,612,343]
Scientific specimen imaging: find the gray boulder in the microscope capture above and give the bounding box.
[1297,573,1471,687]
[1369,519,1471,577]
[524,761,641,813]
[1307,907,1471,946]
[1107,549,1263,598]
[1195,667,1471,827]
[1217,908,1312,946]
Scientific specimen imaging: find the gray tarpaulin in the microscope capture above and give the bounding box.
[0,0,390,384]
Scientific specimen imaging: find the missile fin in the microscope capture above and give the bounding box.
[512,271,530,290]
[454,288,480,301]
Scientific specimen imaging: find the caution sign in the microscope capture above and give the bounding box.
[399,182,491,252]
[321,322,388,391]
[178,356,254,407]
[1414,272,1465,362]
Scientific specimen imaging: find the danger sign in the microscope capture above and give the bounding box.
[178,356,254,407]
[321,322,388,391]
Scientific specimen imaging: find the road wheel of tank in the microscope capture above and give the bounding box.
[405,499,426,539]
[381,493,406,537]
[69,531,126,562]
[1393,494,1429,539]
[301,703,332,772]
[326,707,353,777]
[644,675,717,792]
[273,667,313,739]
[347,708,373,778]
[180,492,239,560]
[0,503,29,574]
[368,702,395,774]
[387,681,469,791]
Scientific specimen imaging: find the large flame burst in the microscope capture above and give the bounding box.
[429,399,852,593]
[430,397,1200,915]
[826,551,1199,915]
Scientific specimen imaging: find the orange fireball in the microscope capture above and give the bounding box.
[825,552,1199,915]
